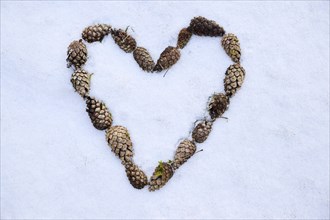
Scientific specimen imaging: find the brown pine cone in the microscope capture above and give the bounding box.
[66,39,88,69]
[111,29,137,53]
[82,24,112,43]
[124,161,148,189]
[224,64,245,97]
[221,33,241,63]
[70,69,91,98]
[86,97,113,130]
[153,46,181,72]
[188,16,225,37]
[192,120,213,143]
[149,161,174,191]
[133,47,155,72]
[105,126,134,163]
[177,28,192,49]
[208,93,229,119]
[172,139,196,170]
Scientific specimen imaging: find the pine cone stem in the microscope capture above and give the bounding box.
[163,69,169,77]
[194,149,204,154]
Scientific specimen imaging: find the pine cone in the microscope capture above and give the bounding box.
[133,47,155,72]
[208,93,229,119]
[124,161,148,189]
[67,39,88,69]
[70,69,91,98]
[86,97,113,130]
[188,16,225,37]
[82,24,112,43]
[221,33,241,63]
[224,64,245,97]
[111,29,137,53]
[192,120,213,143]
[173,139,196,170]
[149,161,174,191]
[177,28,192,49]
[153,46,181,72]
[106,126,134,163]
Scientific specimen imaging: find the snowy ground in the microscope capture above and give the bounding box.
[1,1,329,219]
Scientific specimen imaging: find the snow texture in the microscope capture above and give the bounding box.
[1,1,329,219]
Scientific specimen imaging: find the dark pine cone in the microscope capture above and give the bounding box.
[105,125,134,163]
[188,16,225,37]
[111,28,137,53]
[70,68,91,98]
[192,120,213,143]
[221,33,241,63]
[224,64,245,97]
[124,161,148,189]
[66,39,88,69]
[86,97,113,130]
[153,46,181,72]
[149,161,174,191]
[177,28,192,49]
[172,139,196,170]
[133,47,155,72]
[82,24,112,43]
[208,93,230,119]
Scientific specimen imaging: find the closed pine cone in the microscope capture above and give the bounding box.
[67,39,88,69]
[70,69,91,98]
[173,139,196,170]
[111,29,137,53]
[149,161,174,191]
[221,33,241,63]
[177,28,192,49]
[124,161,148,189]
[153,46,181,72]
[86,97,113,130]
[106,126,134,163]
[82,24,112,43]
[208,93,229,119]
[133,47,155,72]
[188,16,225,37]
[192,120,213,143]
[224,64,245,97]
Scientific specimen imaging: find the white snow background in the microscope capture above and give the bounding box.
[1,1,329,219]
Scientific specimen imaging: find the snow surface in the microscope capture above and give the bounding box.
[1,1,329,219]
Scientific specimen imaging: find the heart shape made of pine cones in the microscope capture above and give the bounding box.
[67,16,245,191]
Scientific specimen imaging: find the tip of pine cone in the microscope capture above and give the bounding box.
[152,64,162,72]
